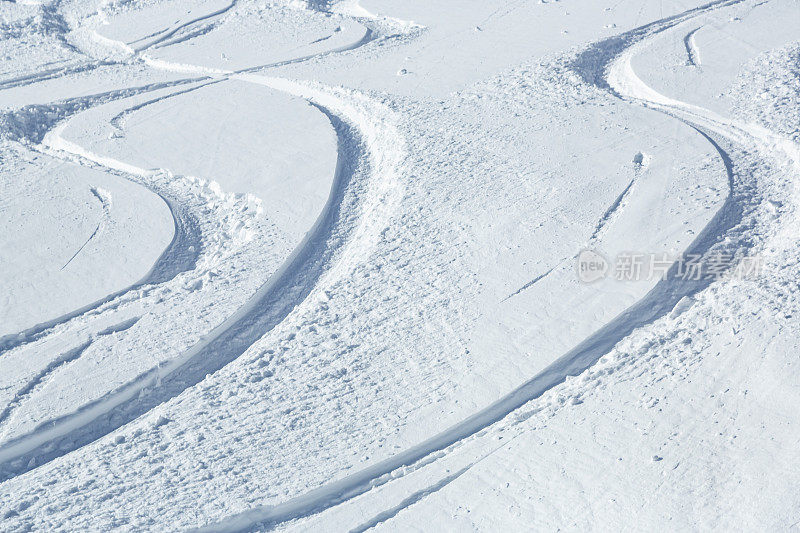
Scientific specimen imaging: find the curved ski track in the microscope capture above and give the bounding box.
[0,1,408,484]
[0,0,395,352]
[198,1,799,531]
[0,0,410,353]
[0,78,211,353]
[684,25,704,66]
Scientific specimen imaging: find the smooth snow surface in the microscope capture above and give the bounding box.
[0,0,799,531]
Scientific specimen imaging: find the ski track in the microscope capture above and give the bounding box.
[3,0,794,529]
[131,0,238,52]
[196,1,799,531]
[109,79,223,136]
[140,25,383,78]
[60,186,111,271]
[242,27,377,73]
[590,176,636,240]
[504,158,644,304]
[503,153,643,302]
[0,77,208,353]
[0,61,105,91]
[0,340,93,432]
[0,10,358,353]
[684,25,704,66]
[1,0,392,356]
[347,433,521,533]
[96,316,140,336]
[0,77,404,483]
[588,155,645,243]
[502,264,559,302]
[0,1,410,481]
[348,465,473,533]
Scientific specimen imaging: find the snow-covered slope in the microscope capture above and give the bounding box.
[0,0,798,530]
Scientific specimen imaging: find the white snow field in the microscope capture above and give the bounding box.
[0,0,798,530]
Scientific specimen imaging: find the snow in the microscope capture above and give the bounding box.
[0,0,799,530]
[0,149,173,337]
[55,79,338,236]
